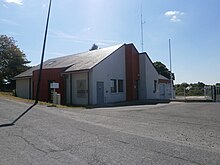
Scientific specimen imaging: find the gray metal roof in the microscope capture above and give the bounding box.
[15,44,123,78]
[15,65,39,78]
[64,44,123,72]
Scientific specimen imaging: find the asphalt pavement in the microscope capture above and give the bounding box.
[0,97,220,165]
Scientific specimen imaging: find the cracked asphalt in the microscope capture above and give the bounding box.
[0,97,220,165]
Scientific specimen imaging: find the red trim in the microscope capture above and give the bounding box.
[159,79,170,83]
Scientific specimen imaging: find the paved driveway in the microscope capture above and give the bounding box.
[0,97,220,164]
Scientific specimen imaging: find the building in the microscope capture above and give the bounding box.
[15,43,169,105]
[158,74,173,100]
[139,52,159,100]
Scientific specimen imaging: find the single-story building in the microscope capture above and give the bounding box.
[15,43,172,105]
[158,74,175,100]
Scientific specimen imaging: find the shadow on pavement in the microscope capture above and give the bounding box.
[0,103,36,128]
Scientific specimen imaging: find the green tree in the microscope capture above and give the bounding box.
[175,82,206,96]
[0,35,30,88]
[175,82,189,96]
[153,61,175,80]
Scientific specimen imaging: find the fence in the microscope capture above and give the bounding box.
[204,85,220,102]
[175,85,220,102]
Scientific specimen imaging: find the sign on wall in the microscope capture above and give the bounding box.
[50,82,59,89]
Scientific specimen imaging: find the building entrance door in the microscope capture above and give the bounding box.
[159,84,166,99]
[97,82,104,104]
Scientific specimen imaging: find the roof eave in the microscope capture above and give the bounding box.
[62,69,90,75]
[14,76,32,80]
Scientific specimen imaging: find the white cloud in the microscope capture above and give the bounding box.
[50,30,120,46]
[4,0,23,5]
[164,10,184,22]
[7,32,20,36]
[2,3,9,8]
[82,27,91,33]
[42,4,46,8]
[0,18,18,26]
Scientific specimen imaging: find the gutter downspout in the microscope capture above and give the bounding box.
[70,74,72,105]
[87,71,90,105]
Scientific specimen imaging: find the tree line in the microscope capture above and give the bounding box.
[175,82,220,96]
[0,35,30,90]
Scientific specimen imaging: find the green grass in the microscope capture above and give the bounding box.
[0,92,70,108]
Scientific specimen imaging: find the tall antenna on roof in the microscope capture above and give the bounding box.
[141,3,145,52]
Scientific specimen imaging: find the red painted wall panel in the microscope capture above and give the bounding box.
[32,68,65,104]
[125,44,140,101]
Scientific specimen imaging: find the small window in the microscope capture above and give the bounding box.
[110,79,117,93]
[77,80,87,98]
[153,80,157,93]
[118,80,124,92]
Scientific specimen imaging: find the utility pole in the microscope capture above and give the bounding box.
[0,0,53,127]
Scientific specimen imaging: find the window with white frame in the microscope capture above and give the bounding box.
[118,80,124,92]
[110,79,117,93]
[110,79,124,93]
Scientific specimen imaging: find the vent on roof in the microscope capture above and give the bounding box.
[45,60,56,65]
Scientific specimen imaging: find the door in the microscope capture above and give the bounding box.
[48,80,54,102]
[159,84,165,99]
[97,82,104,104]
[136,80,139,100]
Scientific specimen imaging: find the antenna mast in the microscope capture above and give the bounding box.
[141,5,144,52]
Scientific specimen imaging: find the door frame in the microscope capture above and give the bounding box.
[96,81,104,104]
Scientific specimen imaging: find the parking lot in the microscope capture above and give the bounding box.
[0,97,220,164]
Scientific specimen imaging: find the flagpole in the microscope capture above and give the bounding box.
[169,39,173,99]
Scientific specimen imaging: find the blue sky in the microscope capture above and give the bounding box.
[1,0,220,84]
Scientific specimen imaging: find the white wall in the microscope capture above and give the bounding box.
[90,45,126,104]
[65,75,70,104]
[16,78,32,99]
[159,83,171,100]
[139,53,159,100]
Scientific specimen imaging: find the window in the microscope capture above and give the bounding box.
[110,79,117,93]
[77,80,87,98]
[153,80,157,93]
[118,80,124,92]
[110,79,124,93]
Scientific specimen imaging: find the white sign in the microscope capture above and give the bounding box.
[50,82,59,89]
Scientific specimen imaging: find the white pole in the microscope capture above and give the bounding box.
[169,39,173,99]
[141,5,144,52]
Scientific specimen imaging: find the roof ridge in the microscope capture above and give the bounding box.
[45,43,124,61]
